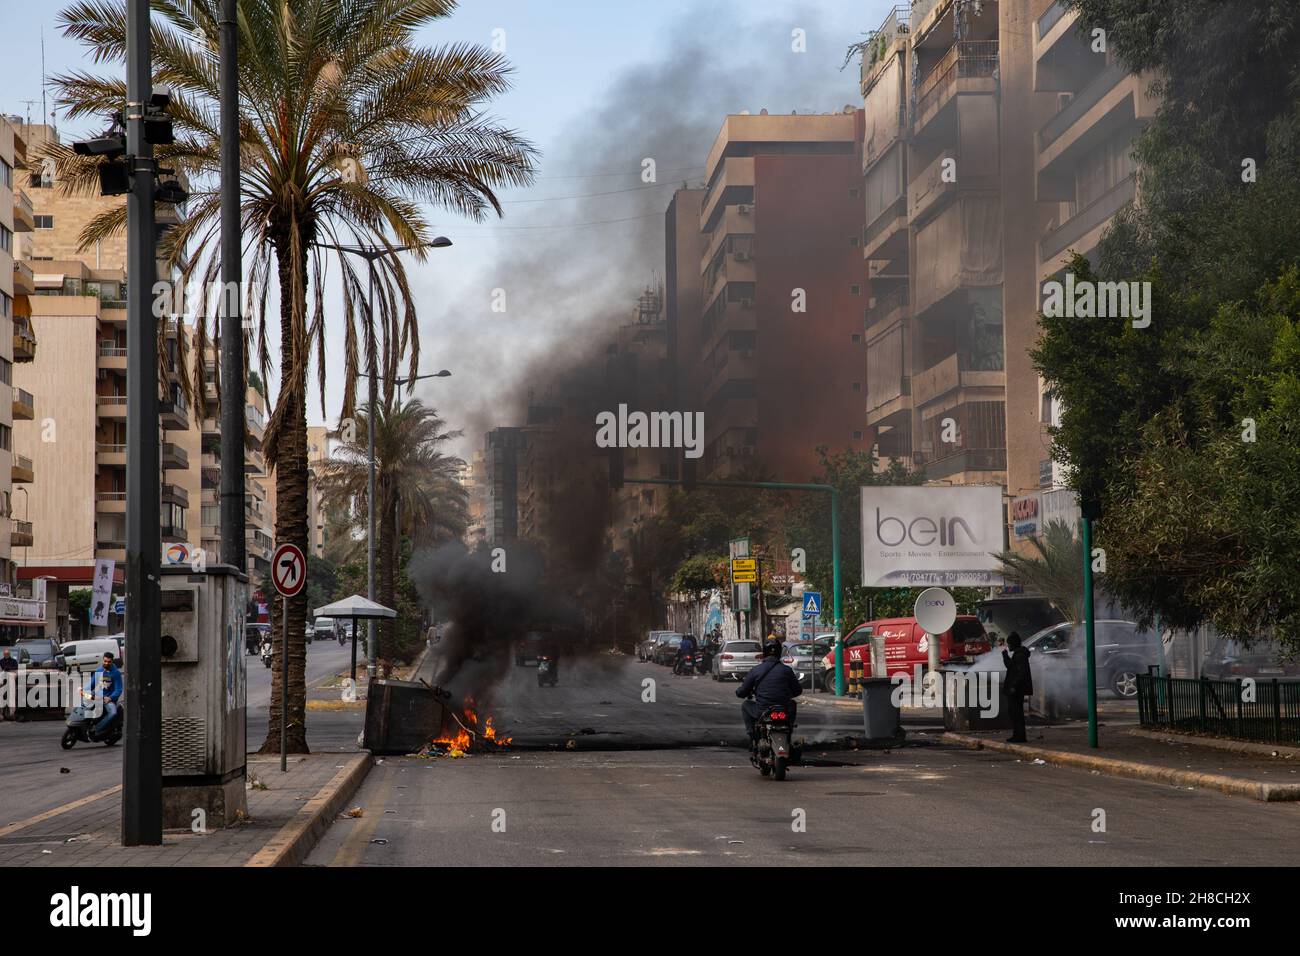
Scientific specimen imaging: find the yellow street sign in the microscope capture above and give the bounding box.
[732,570,757,584]
[731,558,756,572]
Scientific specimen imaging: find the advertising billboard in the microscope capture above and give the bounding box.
[861,486,1004,587]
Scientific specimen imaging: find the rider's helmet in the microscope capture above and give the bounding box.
[763,638,782,658]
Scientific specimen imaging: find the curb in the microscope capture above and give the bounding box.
[941,732,1300,802]
[245,753,373,867]
[1126,727,1300,760]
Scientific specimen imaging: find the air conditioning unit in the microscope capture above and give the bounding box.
[738,204,753,215]
[734,251,751,261]
[1057,93,1073,110]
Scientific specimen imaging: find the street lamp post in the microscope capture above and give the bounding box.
[313,238,450,681]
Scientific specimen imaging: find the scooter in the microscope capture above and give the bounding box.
[750,704,797,781]
[537,655,558,687]
[673,652,698,676]
[260,639,273,669]
[61,690,124,749]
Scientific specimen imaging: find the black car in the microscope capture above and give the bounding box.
[1023,620,1165,698]
[12,637,63,670]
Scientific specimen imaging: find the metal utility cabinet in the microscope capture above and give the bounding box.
[159,564,248,828]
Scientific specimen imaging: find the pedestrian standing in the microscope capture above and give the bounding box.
[1001,631,1032,743]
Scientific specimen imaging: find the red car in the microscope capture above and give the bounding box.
[822,616,991,679]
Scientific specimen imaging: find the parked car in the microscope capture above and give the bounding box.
[60,637,124,673]
[1198,637,1299,681]
[712,640,763,681]
[1023,620,1165,697]
[637,630,672,662]
[652,634,684,666]
[782,637,833,689]
[822,616,991,681]
[12,637,64,671]
[311,617,338,642]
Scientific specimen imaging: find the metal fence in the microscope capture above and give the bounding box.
[1137,673,1300,744]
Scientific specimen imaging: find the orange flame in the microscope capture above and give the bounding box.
[428,696,511,752]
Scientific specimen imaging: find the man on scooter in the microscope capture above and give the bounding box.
[86,652,123,737]
[735,638,802,744]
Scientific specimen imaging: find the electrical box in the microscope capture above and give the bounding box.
[159,564,248,828]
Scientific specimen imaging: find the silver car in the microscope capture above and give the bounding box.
[782,638,833,688]
[712,640,763,681]
[638,630,672,662]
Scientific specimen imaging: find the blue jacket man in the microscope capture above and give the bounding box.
[85,653,123,735]
[735,639,802,741]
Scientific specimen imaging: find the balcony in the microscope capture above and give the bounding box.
[12,189,35,233]
[860,4,912,97]
[12,259,35,295]
[160,442,189,470]
[1039,174,1135,269]
[161,483,189,508]
[865,284,909,336]
[699,299,757,360]
[1038,59,1128,153]
[96,442,127,467]
[701,206,756,267]
[11,454,33,484]
[160,397,188,430]
[201,451,221,476]
[13,321,37,362]
[701,157,755,233]
[923,447,1007,481]
[912,353,1005,409]
[98,342,128,371]
[1037,0,1069,42]
[862,195,908,264]
[96,540,127,562]
[96,490,127,514]
[12,388,34,421]
[96,395,128,419]
[10,519,33,548]
[244,448,265,474]
[161,523,187,543]
[912,40,999,137]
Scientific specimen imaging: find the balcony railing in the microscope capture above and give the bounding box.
[1040,174,1135,262]
[98,343,128,357]
[1038,59,1127,150]
[1037,0,1069,40]
[866,285,909,329]
[915,40,999,121]
[12,519,32,536]
[14,454,33,472]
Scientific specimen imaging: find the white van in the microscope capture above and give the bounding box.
[60,636,124,673]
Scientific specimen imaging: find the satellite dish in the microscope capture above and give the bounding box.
[914,587,956,635]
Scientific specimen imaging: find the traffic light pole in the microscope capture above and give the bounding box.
[122,0,162,846]
[621,477,846,695]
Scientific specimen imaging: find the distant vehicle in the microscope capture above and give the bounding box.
[12,637,63,671]
[1023,620,1165,698]
[246,623,271,655]
[822,616,991,681]
[782,638,834,689]
[515,631,549,667]
[638,630,672,662]
[646,632,680,664]
[60,638,124,673]
[1201,637,1300,681]
[312,617,338,641]
[712,640,763,681]
[652,634,684,666]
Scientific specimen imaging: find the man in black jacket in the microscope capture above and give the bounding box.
[736,638,803,743]
[1001,632,1033,743]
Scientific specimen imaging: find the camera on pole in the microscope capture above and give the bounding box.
[72,91,177,198]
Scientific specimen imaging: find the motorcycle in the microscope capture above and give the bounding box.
[751,704,796,781]
[61,690,124,749]
[260,640,273,669]
[674,652,699,676]
[537,655,558,687]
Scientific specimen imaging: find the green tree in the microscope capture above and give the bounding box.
[318,398,467,660]
[995,520,1085,624]
[50,0,536,752]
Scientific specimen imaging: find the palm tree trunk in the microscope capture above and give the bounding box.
[379,473,398,663]
[259,230,310,754]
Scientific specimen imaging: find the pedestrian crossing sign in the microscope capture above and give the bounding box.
[802,591,822,617]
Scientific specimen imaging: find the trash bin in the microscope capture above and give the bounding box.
[861,676,902,742]
[363,679,449,755]
[941,669,1012,731]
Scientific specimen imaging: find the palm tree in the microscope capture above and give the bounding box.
[995,519,1086,623]
[49,0,536,752]
[318,398,467,660]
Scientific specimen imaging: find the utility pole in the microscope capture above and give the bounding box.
[218,0,245,573]
[122,0,161,846]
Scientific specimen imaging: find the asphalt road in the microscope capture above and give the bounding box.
[0,638,361,824]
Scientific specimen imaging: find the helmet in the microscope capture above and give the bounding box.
[763,638,782,658]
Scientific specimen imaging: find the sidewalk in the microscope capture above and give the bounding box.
[943,721,1300,801]
[305,644,432,713]
[0,753,371,867]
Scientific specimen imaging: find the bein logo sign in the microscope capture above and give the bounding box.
[874,508,980,548]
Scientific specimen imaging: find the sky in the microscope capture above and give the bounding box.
[0,0,895,460]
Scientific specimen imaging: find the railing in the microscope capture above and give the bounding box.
[1037,0,1069,40]
[915,41,999,120]
[96,491,127,502]
[96,442,126,455]
[1038,59,1127,149]
[14,189,32,216]
[99,343,127,357]
[14,388,33,408]
[14,454,32,472]
[96,395,128,406]
[1040,174,1135,261]
[11,519,32,537]
[865,285,909,328]
[1138,673,1300,745]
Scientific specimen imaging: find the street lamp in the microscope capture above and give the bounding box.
[312,237,451,681]
[394,369,451,403]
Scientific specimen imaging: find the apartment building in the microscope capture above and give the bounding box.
[861,0,1006,487]
[464,449,487,545]
[0,116,35,615]
[306,424,330,559]
[684,109,868,481]
[1001,0,1155,520]
[484,426,524,546]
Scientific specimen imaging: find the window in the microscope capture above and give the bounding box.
[0,291,10,319]
[851,333,861,343]
[0,158,11,188]
[852,430,864,440]
[850,284,862,295]
[0,358,11,386]
[851,381,861,392]
[0,425,10,452]
[34,215,54,230]
[0,224,10,253]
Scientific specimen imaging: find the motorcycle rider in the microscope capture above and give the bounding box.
[675,632,698,674]
[735,637,802,745]
[85,652,123,737]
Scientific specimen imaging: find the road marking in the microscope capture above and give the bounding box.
[328,764,395,867]
[0,785,121,839]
